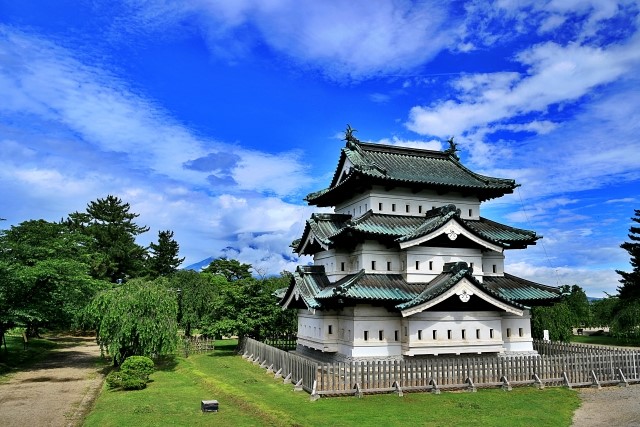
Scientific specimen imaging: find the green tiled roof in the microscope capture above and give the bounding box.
[315,270,419,301]
[294,204,538,254]
[279,262,561,312]
[483,273,562,301]
[306,140,516,206]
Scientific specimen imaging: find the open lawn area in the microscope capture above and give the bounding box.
[570,334,640,347]
[85,341,580,427]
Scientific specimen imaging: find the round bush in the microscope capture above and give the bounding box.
[121,356,154,380]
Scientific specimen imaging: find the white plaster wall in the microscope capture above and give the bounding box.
[501,310,534,352]
[404,247,484,283]
[335,187,480,219]
[483,251,505,276]
[403,311,505,355]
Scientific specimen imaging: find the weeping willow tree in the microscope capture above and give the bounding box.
[83,278,178,365]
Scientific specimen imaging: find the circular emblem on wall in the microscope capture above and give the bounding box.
[447,230,458,240]
[459,290,470,302]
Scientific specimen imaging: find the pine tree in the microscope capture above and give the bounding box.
[147,230,184,278]
[616,209,640,302]
[67,195,149,282]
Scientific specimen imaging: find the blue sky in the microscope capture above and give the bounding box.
[1,1,639,297]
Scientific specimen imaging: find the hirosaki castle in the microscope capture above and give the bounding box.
[279,130,561,361]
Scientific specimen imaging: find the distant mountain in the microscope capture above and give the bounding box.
[184,257,215,272]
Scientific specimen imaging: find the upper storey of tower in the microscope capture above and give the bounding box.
[305,132,517,207]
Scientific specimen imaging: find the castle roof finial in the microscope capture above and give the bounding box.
[344,124,359,148]
[444,136,459,161]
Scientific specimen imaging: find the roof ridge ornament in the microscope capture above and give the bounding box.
[443,136,460,161]
[344,124,360,149]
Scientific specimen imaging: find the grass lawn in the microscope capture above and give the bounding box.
[0,334,58,378]
[570,334,640,347]
[85,341,580,427]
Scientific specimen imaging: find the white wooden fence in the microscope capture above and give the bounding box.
[239,338,640,398]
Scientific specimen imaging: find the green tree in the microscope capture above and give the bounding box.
[531,303,574,342]
[0,220,102,337]
[147,230,184,278]
[200,272,296,340]
[590,296,618,327]
[83,278,178,365]
[168,270,218,336]
[611,209,640,340]
[67,195,149,282]
[616,209,640,302]
[202,258,252,281]
[560,284,591,327]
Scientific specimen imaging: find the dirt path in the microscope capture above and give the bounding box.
[0,336,105,427]
[572,385,640,426]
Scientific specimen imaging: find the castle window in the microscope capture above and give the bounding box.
[429,261,433,270]
[394,330,399,341]
[462,329,466,340]
[492,264,497,273]
[371,261,376,270]
[432,330,437,340]
[359,206,362,214]
[404,327,408,337]
[507,328,511,338]
[490,329,495,339]
[417,330,422,340]
[341,262,345,272]
[447,330,452,340]
[378,330,384,341]
[391,203,396,212]
[476,329,480,339]
[365,203,367,211]
[470,262,474,270]
[328,325,333,335]
[415,260,420,270]
[364,331,369,341]
[418,206,423,214]
[378,202,383,211]
[386,261,391,271]
[405,204,410,213]
[469,209,473,217]
[519,328,524,337]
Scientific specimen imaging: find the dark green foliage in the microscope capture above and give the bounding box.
[147,230,184,278]
[121,355,155,379]
[531,303,574,342]
[169,270,218,336]
[200,272,297,340]
[202,258,252,281]
[0,220,103,337]
[66,195,149,282]
[611,303,640,341]
[612,209,640,339]
[616,209,640,301]
[106,371,147,390]
[83,278,178,365]
[560,284,591,327]
[590,296,618,327]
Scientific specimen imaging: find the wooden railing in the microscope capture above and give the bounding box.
[178,337,215,357]
[239,338,640,398]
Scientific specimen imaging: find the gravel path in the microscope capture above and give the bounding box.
[572,385,640,426]
[0,336,105,427]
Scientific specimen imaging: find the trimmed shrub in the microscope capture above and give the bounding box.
[121,356,154,380]
[106,356,155,391]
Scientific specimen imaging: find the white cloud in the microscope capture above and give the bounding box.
[506,261,620,297]
[372,136,442,151]
[118,0,458,80]
[407,38,640,136]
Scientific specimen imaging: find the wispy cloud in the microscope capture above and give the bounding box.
[116,0,458,80]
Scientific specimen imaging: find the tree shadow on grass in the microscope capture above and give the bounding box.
[154,355,179,372]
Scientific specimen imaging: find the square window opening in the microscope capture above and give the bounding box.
[394,330,399,341]
[364,331,369,341]
[378,330,384,341]
[386,261,391,271]
[417,330,422,340]
[447,330,452,340]
[432,330,437,340]
[490,329,495,339]
[378,202,383,211]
